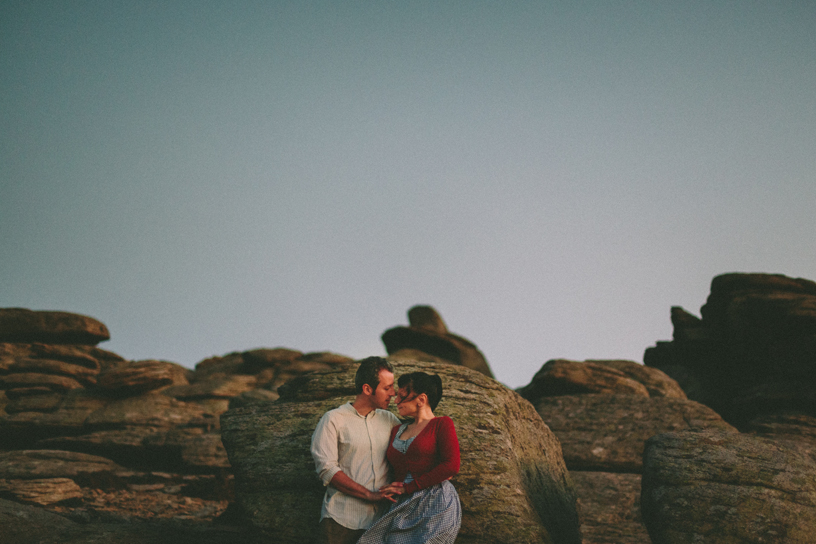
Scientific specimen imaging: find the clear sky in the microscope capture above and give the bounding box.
[2,1,815,388]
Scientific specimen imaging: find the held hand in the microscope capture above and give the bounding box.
[378,482,404,495]
[367,489,398,503]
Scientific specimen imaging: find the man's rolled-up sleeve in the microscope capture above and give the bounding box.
[311,413,341,486]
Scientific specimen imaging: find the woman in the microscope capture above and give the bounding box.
[358,371,462,544]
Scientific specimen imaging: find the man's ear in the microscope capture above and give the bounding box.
[362,384,373,396]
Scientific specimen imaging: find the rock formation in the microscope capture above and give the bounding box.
[519,358,734,544]
[221,359,581,544]
[641,429,816,543]
[644,272,816,457]
[0,307,351,543]
[381,305,494,378]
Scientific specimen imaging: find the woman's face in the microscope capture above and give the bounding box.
[396,386,420,417]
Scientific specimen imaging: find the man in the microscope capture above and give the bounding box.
[311,357,402,544]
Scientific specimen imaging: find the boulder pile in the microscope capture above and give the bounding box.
[0,308,351,526]
[518,359,734,544]
[644,273,816,455]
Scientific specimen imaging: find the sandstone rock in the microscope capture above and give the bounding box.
[407,305,448,333]
[586,360,686,399]
[744,412,816,462]
[98,360,191,396]
[570,472,650,544]
[85,394,213,430]
[144,428,231,469]
[194,352,246,378]
[382,307,494,378]
[0,308,110,345]
[518,360,649,403]
[0,450,123,481]
[0,372,85,392]
[4,392,63,413]
[641,430,816,543]
[163,375,257,400]
[0,477,82,505]
[534,395,735,472]
[4,358,100,385]
[227,389,280,409]
[240,347,303,371]
[221,360,581,544]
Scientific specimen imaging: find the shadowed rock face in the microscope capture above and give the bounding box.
[221,360,581,544]
[0,309,110,345]
[382,306,494,378]
[641,430,816,544]
[534,395,735,472]
[645,272,816,428]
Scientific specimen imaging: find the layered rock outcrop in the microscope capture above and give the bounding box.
[381,305,494,378]
[644,272,816,455]
[221,359,581,544]
[519,359,733,544]
[641,429,816,543]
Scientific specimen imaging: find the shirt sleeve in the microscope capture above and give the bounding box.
[403,416,461,494]
[311,411,342,486]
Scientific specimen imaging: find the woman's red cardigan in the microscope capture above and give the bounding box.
[386,416,460,495]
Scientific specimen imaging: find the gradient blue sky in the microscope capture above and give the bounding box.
[2,1,815,387]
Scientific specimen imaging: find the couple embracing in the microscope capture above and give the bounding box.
[310,357,462,544]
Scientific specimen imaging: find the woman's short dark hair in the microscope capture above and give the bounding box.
[397,372,444,411]
[355,357,394,394]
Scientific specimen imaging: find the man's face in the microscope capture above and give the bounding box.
[370,369,395,410]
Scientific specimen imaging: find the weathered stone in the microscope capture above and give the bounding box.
[85,394,213,430]
[0,372,84,392]
[382,308,494,378]
[240,347,302,372]
[407,305,448,333]
[645,273,816,429]
[144,428,231,469]
[518,360,649,403]
[570,472,650,544]
[4,392,63,413]
[97,360,191,395]
[194,352,246,378]
[0,477,82,505]
[227,389,280,409]
[744,412,816,462]
[0,450,123,480]
[534,395,735,472]
[586,360,686,399]
[0,342,126,373]
[163,375,257,400]
[0,308,110,345]
[221,360,581,544]
[0,497,80,543]
[642,430,816,544]
[4,358,100,385]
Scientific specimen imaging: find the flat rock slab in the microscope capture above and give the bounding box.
[221,360,581,544]
[571,472,650,544]
[0,477,82,505]
[586,360,686,399]
[85,394,213,429]
[641,430,816,543]
[535,395,735,472]
[97,360,191,396]
[0,308,110,345]
[0,450,123,480]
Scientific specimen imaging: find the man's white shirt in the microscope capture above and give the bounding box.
[311,402,401,530]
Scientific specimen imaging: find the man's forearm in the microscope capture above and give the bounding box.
[328,470,375,501]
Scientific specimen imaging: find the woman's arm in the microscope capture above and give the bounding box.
[403,417,460,494]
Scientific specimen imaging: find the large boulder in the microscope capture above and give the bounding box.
[221,360,581,544]
[645,272,816,427]
[97,360,191,396]
[0,309,110,345]
[533,395,735,472]
[518,360,650,402]
[382,306,494,378]
[641,430,816,543]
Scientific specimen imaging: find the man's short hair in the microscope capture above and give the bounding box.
[355,357,394,394]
